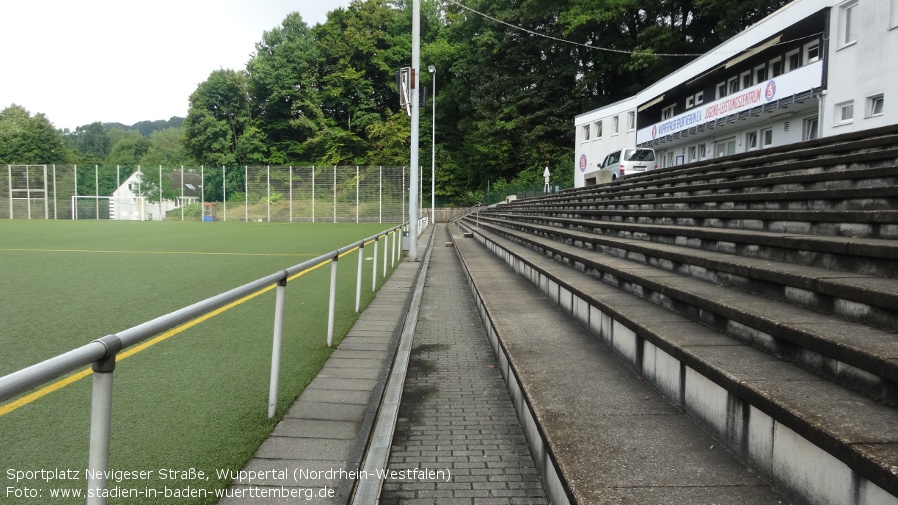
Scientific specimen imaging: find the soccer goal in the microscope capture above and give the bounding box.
[71,195,148,220]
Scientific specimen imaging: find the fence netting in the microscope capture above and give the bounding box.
[1,165,411,222]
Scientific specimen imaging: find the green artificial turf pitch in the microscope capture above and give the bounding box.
[0,220,402,504]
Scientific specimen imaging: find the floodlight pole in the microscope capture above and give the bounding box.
[428,65,436,224]
[408,0,421,261]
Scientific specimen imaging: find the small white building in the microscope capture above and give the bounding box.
[575,0,897,187]
[110,168,203,220]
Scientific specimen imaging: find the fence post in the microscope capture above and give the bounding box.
[391,229,396,269]
[86,334,122,505]
[333,165,337,224]
[372,236,379,292]
[383,231,388,278]
[312,166,316,223]
[267,166,271,223]
[181,165,185,222]
[244,166,248,223]
[289,166,293,223]
[379,166,383,224]
[222,166,227,222]
[356,166,360,224]
[327,256,338,347]
[356,242,364,313]
[268,276,288,418]
[95,165,99,220]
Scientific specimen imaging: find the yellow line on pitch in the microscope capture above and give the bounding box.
[0,246,369,418]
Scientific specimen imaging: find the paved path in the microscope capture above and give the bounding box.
[219,230,428,505]
[379,224,549,505]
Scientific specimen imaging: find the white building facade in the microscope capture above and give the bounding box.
[575,0,897,187]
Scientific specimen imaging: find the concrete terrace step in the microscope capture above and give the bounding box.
[494,208,898,239]
[509,163,898,214]
[477,211,898,277]
[466,215,898,405]
[448,226,793,505]
[475,215,898,330]
[454,221,898,505]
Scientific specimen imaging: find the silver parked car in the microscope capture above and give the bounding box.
[598,148,657,179]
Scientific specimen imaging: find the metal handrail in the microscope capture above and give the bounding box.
[0,222,408,505]
[448,203,482,224]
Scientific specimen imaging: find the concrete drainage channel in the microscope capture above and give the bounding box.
[350,230,435,504]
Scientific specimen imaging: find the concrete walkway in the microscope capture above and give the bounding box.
[219,228,432,505]
[378,225,549,505]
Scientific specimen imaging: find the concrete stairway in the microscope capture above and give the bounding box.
[456,124,898,505]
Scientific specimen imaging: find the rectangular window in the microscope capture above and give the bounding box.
[805,40,820,63]
[686,95,695,109]
[741,71,752,90]
[761,128,773,148]
[746,131,759,151]
[612,116,619,135]
[803,117,819,140]
[770,57,783,78]
[628,111,636,131]
[662,104,676,120]
[595,120,603,138]
[754,64,767,85]
[867,94,885,117]
[581,124,590,141]
[842,1,858,46]
[695,91,704,106]
[716,81,727,99]
[688,146,697,162]
[698,144,707,159]
[786,49,802,72]
[728,76,739,94]
[715,138,736,157]
[838,101,854,124]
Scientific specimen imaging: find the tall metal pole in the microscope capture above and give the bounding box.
[429,66,436,223]
[408,0,421,260]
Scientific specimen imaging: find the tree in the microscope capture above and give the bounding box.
[139,128,187,167]
[0,104,68,164]
[183,69,258,165]
[64,122,112,163]
[246,12,323,164]
[106,131,151,166]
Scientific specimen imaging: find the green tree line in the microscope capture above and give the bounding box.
[1,0,788,204]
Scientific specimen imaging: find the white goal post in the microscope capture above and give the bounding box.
[71,195,148,220]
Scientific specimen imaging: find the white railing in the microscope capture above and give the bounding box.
[0,223,407,505]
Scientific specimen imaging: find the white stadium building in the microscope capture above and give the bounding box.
[575,0,897,187]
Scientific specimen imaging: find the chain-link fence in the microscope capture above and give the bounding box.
[1,165,412,222]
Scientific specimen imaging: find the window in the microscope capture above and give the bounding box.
[715,138,736,157]
[728,76,739,94]
[741,71,752,90]
[628,111,636,131]
[803,117,819,140]
[716,81,727,99]
[754,64,767,85]
[698,144,707,159]
[581,124,590,142]
[837,101,854,124]
[805,40,820,63]
[867,94,885,117]
[761,128,774,148]
[841,1,858,46]
[746,131,759,151]
[688,146,697,162]
[662,104,676,120]
[786,49,802,72]
[695,91,704,106]
[612,116,619,135]
[686,95,695,109]
[595,121,603,138]
[770,57,784,78]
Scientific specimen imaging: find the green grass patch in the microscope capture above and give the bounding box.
[0,220,403,504]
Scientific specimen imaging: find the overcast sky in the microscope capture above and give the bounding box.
[0,0,353,131]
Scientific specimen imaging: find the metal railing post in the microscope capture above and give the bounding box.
[327,256,338,347]
[390,230,395,269]
[383,232,388,278]
[372,236,379,292]
[87,335,122,505]
[268,276,288,418]
[356,243,364,313]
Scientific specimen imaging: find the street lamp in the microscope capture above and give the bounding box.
[427,65,436,224]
